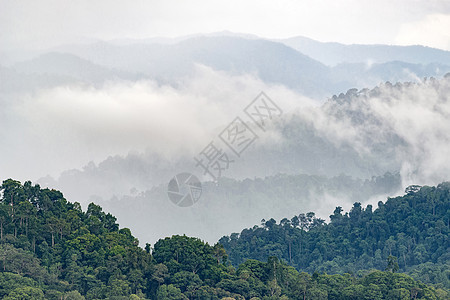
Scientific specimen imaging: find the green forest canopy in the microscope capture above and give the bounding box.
[0,178,448,299]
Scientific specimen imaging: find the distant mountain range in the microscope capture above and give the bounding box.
[278,35,450,66]
[54,36,332,97]
[3,34,450,97]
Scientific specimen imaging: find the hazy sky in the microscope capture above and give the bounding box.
[1,0,450,51]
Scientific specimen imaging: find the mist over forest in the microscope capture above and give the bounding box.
[1,33,450,244]
[1,2,449,298]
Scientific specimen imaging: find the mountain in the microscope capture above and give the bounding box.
[329,61,450,90]
[54,36,333,97]
[0,64,80,93]
[50,35,450,96]
[3,35,450,98]
[11,52,139,85]
[0,53,141,94]
[279,36,450,66]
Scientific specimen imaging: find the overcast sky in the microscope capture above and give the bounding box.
[1,0,450,51]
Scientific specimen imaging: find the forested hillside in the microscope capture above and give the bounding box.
[219,183,450,291]
[0,179,448,299]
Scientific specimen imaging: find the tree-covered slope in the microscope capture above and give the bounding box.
[219,183,450,290]
[0,179,448,299]
[0,179,152,299]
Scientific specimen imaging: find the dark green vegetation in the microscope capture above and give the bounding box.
[0,179,448,299]
[220,183,450,292]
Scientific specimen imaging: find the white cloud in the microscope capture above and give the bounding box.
[396,13,450,51]
[0,66,310,181]
[307,80,450,187]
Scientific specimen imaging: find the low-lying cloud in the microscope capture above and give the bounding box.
[304,78,450,187]
[2,64,449,245]
[0,65,311,182]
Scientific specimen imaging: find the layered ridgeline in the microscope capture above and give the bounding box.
[42,74,450,201]
[47,75,450,246]
[219,182,450,291]
[0,179,448,299]
[5,35,450,96]
[38,69,450,205]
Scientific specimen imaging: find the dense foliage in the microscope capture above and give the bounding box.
[219,183,450,291]
[0,179,151,299]
[0,179,448,299]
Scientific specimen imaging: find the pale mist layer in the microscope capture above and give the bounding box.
[1,36,449,245]
[92,75,450,245]
[1,71,449,245]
